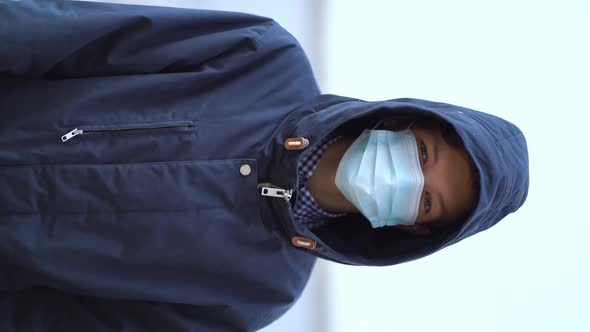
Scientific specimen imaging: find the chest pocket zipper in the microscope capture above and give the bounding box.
[61,121,195,142]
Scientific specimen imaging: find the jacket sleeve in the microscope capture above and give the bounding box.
[0,287,243,332]
[0,0,274,79]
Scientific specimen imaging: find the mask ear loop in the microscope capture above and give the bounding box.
[372,120,384,130]
[372,119,416,131]
[404,119,417,131]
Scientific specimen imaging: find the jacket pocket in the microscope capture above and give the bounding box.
[0,159,262,293]
[61,120,196,142]
[0,159,257,215]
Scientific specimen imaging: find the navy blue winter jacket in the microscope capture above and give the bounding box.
[0,1,529,331]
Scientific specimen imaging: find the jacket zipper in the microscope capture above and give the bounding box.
[258,182,299,239]
[257,182,293,202]
[61,121,195,142]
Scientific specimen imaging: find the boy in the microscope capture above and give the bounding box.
[303,116,480,236]
[0,1,529,331]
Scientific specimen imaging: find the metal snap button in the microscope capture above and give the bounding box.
[240,164,251,176]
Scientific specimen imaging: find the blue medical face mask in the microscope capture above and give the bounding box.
[335,124,424,228]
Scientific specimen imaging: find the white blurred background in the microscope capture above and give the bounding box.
[80,1,590,331]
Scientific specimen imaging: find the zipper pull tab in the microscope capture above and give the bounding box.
[260,187,293,202]
[61,128,83,142]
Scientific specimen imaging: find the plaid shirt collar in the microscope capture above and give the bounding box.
[292,132,347,227]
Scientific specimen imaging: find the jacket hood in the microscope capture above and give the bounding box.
[279,94,529,266]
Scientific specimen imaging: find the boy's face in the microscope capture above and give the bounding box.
[382,117,477,234]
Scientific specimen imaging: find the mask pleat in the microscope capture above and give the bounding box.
[355,131,378,218]
[373,131,393,224]
[334,128,424,228]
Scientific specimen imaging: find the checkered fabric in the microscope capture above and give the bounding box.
[292,132,348,228]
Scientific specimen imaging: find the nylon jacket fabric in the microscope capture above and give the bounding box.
[0,1,529,331]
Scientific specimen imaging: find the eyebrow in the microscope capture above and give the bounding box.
[434,136,439,164]
[433,137,447,220]
[437,191,447,221]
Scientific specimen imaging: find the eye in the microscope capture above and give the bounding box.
[420,142,429,165]
[424,192,432,214]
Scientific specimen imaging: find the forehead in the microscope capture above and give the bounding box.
[442,142,477,221]
[414,120,477,221]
